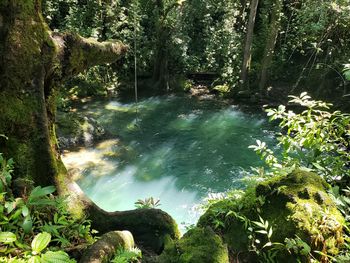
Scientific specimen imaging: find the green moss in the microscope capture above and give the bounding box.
[198,169,345,261]
[0,94,35,129]
[159,227,229,263]
[56,112,82,138]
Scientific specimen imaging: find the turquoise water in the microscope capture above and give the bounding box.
[62,96,277,231]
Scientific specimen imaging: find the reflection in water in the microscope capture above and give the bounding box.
[62,96,277,231]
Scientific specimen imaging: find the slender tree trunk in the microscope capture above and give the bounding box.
[240,0,259,88]
[258,0,282,92]
[152,0,169,90]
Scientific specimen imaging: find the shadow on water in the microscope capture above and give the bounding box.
[62,95,278,230]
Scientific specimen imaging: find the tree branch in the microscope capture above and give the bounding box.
[53,32,128,78]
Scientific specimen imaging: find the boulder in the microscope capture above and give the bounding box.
[158,227,229,263]
[64,178,180,255]
[56,111,106,150]
[79,230,134,263]
[198,169,345,262]
[87,207,180,254]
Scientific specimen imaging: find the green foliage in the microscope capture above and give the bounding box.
[134,197,161,209]
[31,232,52,254]
[0,155,95,262]
[42,0,246,91]
[159,227,229,263]
[343,64,350,81]
[200,170,347,262]
[0,232,75,263]
[0,154,14,192]
[245,93,350,261]
[330,186,350,222]
[111,247,142,263]
[251,92,350,182]
[41,0,350,94]
[285,236,312,257]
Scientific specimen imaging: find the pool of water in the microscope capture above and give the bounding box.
[61,95,277,231]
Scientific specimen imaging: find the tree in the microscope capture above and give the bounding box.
[0,0,179,251]
[0,0,126,186]
[258,0,282,92]
[240,0,259,88]
[152,0,185,90]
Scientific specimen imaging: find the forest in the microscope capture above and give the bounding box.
[0,0,349,262]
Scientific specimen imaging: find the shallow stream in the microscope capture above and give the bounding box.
[61,96,277,231]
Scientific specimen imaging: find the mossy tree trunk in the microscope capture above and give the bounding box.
[0,2,179,252]
[240,0,259,88]
[152,0,169,91]
[0,0,127,186]
[152,0,181,91]
[152,27,170,91]
[258,0,282,92]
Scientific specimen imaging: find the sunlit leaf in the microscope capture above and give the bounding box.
[32,232,51,254]
[41,251,74,263]
[0,232,16,244]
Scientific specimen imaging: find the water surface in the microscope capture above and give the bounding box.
[62,96,277,231]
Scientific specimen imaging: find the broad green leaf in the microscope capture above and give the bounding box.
[9,208,22,220]
[22,206,29,217]
[0,232,17,244]
[41,251,74,263]
[4,201,16,214]
[22,216,33,234]
[32,232,51,254]
[29,186,56,200]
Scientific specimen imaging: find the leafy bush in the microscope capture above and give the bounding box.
[247,93,350,261]
[134,197,161,209]
[0,232,75,263]
[250,92,350,182]
[0,155,96,262]
[111,247,142,263]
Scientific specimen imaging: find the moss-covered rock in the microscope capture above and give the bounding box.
[198,169,345,262]
[56,111,106,149]
[79,230,134,263]
[86,205,180,254]
[158,227,229,263]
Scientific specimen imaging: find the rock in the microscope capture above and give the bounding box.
[56,111,107,150]
[86,205,180,254]
[79,230,134,263]
[64,179,180,255]
[198,169,345,262]
[158,227,229,263]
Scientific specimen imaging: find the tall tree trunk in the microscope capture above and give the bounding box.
[152,0,169,90]
[240,0,259,88]
[152,27,170,90]
[258,0,282,92]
